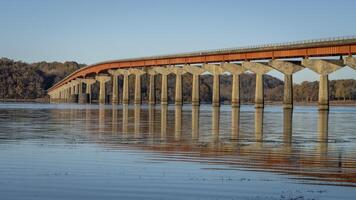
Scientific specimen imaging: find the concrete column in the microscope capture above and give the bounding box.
[182,65,205,106]
[65,86,70,102]
[161,74,168,105]
[255,73,264,108]
[192,74,200,106]
[212,74,220,106]
[134,74,142,104]
[283,74,293,108]
[242,62,273,109]
[147,69,157,105]
[269,60,304,109]
[129,69,145,104]
[153,67,171,105]
[344,56,356,70]
[231,75,240,106]
[78,81,83,94]
[170,67,186,106]
[302,59,344,110]
[111,75,119,104]
[222,63,246,107]
[175,74,183,105]
[123,74,129,104]
[96,75,110,104]
[318,74,329,109]
[203,64,225,107]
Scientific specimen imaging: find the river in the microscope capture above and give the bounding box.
[0,103,355,199]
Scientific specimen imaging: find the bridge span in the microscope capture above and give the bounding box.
[48,36,356,110]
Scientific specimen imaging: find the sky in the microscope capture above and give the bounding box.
[0,0,356,82]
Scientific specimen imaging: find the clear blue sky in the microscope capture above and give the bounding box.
[1,0,356,82]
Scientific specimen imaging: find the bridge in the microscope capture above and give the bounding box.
[47,36,356,110]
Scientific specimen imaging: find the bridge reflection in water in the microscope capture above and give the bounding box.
[54,104,356,186]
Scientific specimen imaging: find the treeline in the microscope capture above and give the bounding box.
[0,58,85,99]
[0,58,355,102]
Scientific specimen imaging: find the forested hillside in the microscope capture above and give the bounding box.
[0,58,85,99]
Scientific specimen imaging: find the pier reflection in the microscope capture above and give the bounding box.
[191,105,200,141]
[255,108,264,142]
[73,105,356,184]
[283,108,293,150]
[231,107,240,140]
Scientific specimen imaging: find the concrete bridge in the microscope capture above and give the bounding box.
[47,36,356,110]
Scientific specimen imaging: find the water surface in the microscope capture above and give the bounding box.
[0,103,355,200]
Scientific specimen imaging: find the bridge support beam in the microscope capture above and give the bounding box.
[302,59,344,110]
[344,57,356,70]
[169,66,186,106]
[183,65,205,106]
[96,75,110,104]
[129,69,146,104]
[243,62,273,109]
[222,63,247,107]
[154,67,171,105]
[269,60,304,109]
[203,64,225,107]
[147,69,157,105]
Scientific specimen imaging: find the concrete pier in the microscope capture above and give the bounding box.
[170,66,186,106]
[96,75,110,104]
[129,69,146,104]
[269,60,304,109]
[82,78,96,103]
[111,69,130,105]
[183,65,205,106]
[108,70,123,104]
[154,67,171,105]
[222,63,246,107]
[147,69,157,105]
[243,62,273,109]
[68,80,79,103]
[203,64,225,107]
[302,59,344,110]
